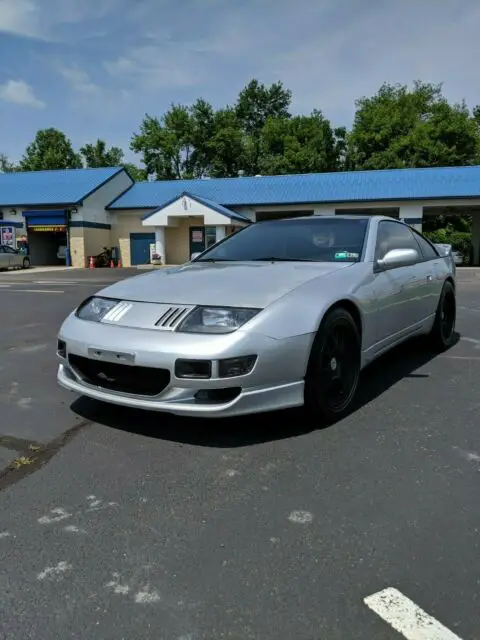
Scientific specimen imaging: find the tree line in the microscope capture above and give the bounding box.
[2,79,480,182]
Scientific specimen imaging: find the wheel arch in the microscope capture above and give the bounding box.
[319,299,363,340]
[305,298,363,378]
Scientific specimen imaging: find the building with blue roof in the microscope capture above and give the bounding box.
[2,164,480,267]
[0,167,132,267]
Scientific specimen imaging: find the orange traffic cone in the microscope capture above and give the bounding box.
[89,256,95,268]
[110,260,114,268]
[117,258,122,268]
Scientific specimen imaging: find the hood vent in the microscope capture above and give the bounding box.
[155,306,191,329]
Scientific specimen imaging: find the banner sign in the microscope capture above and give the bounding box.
[30,225,66,232]
[0,225,15,247]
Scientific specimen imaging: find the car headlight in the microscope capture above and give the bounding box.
[75,296,119,322]
[177,306,260,334]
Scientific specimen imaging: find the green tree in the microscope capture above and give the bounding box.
[80,139,124,168]
[123,163,147,181]
[208,107,246,177]
[259,110,339,175]
[20,128,82,171]
[349,81,479,170]
[235,79,292,174]
[130,105,194,180]
[0,153,17,172]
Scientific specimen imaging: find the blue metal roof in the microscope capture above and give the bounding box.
[107,166,480,210]
[143,191,250,223]
[0,167,124,206]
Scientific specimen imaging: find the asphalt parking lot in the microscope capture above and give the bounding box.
[1,267,480,639]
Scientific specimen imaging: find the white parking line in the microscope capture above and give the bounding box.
[364,588,462,639]
[5,289,64,294]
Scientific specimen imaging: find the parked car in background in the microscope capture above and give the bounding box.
[57,216,456,424]
[434,243,463,267]
[451,250,463,266]
[0,244,30,270]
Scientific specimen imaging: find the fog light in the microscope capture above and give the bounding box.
[57,339,66,358]
[218,355,257,378]
[175,359,212,379]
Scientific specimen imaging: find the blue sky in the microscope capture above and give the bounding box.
[0,0,479,166]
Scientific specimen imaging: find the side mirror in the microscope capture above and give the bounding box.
[375,248,419,271]
[190,252,201,261]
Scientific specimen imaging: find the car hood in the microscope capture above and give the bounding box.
[100,261,353,308]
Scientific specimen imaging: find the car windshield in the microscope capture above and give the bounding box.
[196,217,369,263]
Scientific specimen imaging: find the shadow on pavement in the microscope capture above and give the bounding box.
[71,334,459,448]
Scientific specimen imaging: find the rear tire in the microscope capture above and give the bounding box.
[22,257,30,269]
[429,280,456,351]
[304,307,361,425]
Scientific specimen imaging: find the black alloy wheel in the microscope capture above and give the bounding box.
[305,307,361,425]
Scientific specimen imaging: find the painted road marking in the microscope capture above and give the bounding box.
[364,588,462,639]
[4,288,64,294]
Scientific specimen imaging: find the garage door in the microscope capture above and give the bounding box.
[130,233,155,265]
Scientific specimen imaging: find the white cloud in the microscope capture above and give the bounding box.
[0,79,44,107]
[0,0,121,41]
[61,67,101,94]
[104,44,209,90]
[265,1,480,125]
[0,0,41,38]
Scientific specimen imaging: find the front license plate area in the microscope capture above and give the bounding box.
[87,348,136,364]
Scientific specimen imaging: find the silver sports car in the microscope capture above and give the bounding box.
[57,215,456,423]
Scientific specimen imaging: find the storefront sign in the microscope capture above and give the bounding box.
[30,225,66,232]
[191,230,203,242]
[0,225,15,247]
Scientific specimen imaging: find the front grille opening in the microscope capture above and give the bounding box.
[57,339,67,358]
[69,354,170,397]
[194,388,241,404]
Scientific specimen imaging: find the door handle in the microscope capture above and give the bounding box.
[426,274,433,282]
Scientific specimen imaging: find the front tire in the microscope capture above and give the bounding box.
[429,280,456,351]
[304,307,361,425]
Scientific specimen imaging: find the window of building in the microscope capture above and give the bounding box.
[205,227,217,249]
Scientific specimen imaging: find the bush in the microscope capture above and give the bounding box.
[424,229,472,264]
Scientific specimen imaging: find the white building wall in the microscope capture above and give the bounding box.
[80,169,133,224]
[0,207,26,235]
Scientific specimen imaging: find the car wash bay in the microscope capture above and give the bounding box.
[23,210,68,266]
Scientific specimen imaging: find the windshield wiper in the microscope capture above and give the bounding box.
[251,257,315,262]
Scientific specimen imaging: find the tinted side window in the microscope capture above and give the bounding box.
[375,221,420,261]
[412,231,439,260]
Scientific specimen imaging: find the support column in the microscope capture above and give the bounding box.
[216,226,226,242]
[155,226,165,263]
[399,204,423,231]
[472,215,480,266]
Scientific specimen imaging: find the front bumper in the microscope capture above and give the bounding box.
[57,313,312,417]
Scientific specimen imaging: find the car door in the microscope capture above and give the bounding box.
[4,246,20,267]
[372,220,426,347]
[410,230,445,320]
[0,246,9,269]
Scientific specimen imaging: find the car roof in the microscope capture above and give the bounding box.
[260,214,384,223]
